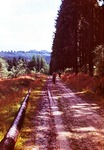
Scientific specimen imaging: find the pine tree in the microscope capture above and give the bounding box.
[50,0,103,76]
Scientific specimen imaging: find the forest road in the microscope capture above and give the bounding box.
[32,76,104,150]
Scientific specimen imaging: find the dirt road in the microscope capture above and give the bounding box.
[31,77,104,150]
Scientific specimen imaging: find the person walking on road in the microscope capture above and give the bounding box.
[52,72,56,84]
[58,72,61,78]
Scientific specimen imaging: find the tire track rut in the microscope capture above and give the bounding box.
[33,77,104,150]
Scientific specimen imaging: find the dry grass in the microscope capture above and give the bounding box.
[0,73,48,149]
[62,73,96,91]
[61,72,104,105]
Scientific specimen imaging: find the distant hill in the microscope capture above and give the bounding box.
[0,50,51,64]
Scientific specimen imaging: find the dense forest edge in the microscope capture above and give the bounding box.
[0,53,50,78]
[49,0,104,96]
[50,0,104,77]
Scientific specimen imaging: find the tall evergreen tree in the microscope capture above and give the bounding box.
[50,0,103,76]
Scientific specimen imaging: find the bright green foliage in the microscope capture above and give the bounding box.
[28,55,49,74]
[0,55,49,78]
[0,58,9,78]
[16,59,27,76]
[9,58,27,77]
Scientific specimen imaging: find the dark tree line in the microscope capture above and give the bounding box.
[50,0,104,76]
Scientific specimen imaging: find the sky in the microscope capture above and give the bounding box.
[97,0,104,6]
[0,0,62,52]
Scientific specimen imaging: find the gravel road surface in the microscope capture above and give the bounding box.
[30,77,104,150]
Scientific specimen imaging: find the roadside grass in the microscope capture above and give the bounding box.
[14,89,42,150]
[0,73,47,149]
[15,74,47,150]
[61,73,104,105]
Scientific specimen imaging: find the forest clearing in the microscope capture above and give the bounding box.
[0,73,104,150]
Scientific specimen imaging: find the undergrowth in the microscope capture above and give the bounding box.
[61,72,104,103]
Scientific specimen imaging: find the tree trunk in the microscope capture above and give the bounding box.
[88,2,94,76]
